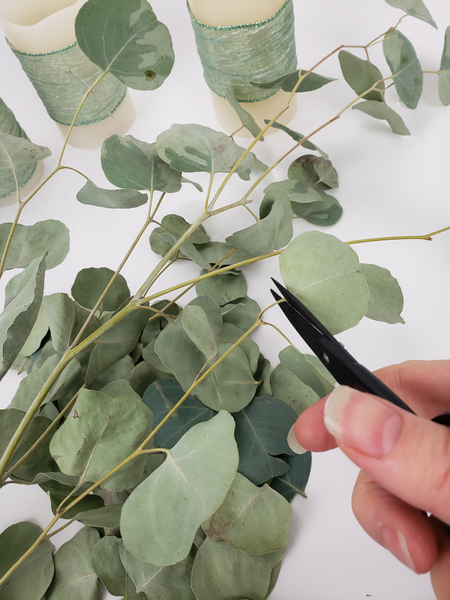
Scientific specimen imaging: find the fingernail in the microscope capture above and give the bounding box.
[287,424,308,454]
[324,386,403,458]
[378,524,417,572]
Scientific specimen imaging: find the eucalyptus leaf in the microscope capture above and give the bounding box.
[72,267,130,312]
[225,197,293,257]
[279,231,370,334]
[156,124,254,175]
[196,269,247,306]
[202,472,292,555]
[120,542,195,600]
[253,69,335,93]
[233,396,296,485]
[352,101,411,135]
[0,220,69,270]
[287,154,338,189]
[85,308,149,386]
[49,388,154,490]
[10,354,60,411]
[191,537,284,600]
[18,302,48,357]
[225,90,263,139]
[361,263,405,324]
[277,346,334,398]
[271,453,312,502]
[142,378,216,449]
[77,180,148,209]
[121,411,238,565]
[46,527,101,600]
[102,135,182,192]
[75,503,123,529]
[291,189,343,226]
[91,536,146,600]
[195,241,252,266]
[221,296,261,332]
[383,29,423,109]
[0,131,51,173]
[182,304,218,361]
[0,522,54,600]
[0,408,56,481]
[43,293,76,353]
[383,0,437,27]
[263,121,328,157]
[439,26,450,106]
[75,0,174,91]
[0,256,45,379]
[270,363,320,415]
[338,50,385,102]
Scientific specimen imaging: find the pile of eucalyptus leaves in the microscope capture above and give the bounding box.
[0,0,449,598]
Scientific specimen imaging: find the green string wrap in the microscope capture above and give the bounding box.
[0,98,36,199]
[8,41,127,127]
[189,0,297,102]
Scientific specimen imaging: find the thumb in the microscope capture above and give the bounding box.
[324,385,450,526]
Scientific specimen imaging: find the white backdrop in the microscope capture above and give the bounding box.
[1,1,450,598]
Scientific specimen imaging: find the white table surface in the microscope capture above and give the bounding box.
[1,1,450,598]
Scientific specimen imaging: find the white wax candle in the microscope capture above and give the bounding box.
[188,0,297,136]
[0,0,134,147]
[188,0,286,27]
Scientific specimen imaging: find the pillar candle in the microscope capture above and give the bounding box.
[0,0,134,148]
[188,0,297,135]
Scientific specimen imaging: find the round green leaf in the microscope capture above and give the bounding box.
[75,0,174,91]
[101,135,182,192]
[0,522,54,600]
[156,123,254,174]
[233,396,296,485]
[46,527,100,600]
[191,537,284,600]
[121,411,238,566]
[383,29,423,109]
[338,50,385,102]
[361,263,405,324]
[271,453,312,502]
[202,472,292,555]
[71,267,130,312]
[49,389,154,491]
[279,231,369,334]
[0,220,69,271]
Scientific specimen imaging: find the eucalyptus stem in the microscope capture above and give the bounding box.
[346,226,450,245]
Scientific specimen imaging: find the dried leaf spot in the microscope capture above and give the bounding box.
[145,70,157,81]
[74,411,79,418]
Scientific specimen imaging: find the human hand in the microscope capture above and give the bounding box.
[292,360,450,600]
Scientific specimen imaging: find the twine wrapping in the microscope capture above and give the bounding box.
[189,0,297,102]
[8,41,127,126]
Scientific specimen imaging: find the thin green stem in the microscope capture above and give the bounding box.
[346,226,450,245]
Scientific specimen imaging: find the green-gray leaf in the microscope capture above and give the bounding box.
[191,537,284,600]
[279,231,369,334]
[225,197,293,257]
[233,396,296,485]
[156,124,254,174]
[46,527,101,600]
[101,134,182,192]
[383,0,437,27]
[270,363,320,415]
[196,269,247,306]
[75,0,174,90]
[361,263,405,324]
[91,537,145,600]
[0,131,51,172]
[0,522,54,600]
[352,100,411,135]
[142,378,216,449]
[49,388,154,490]
[77,180,148,208]
[439,26,450,106]
[202,472,291,554]
[263,121,328,157]
[71,267,130,312]
[271,453,312,502]
[0,256,45,379]
[0,408,56,480]
[291,189,343,227]
[225,89,263,139]
[253,69,335,93]
[383,29,423,109]
[121,411,238,565]
[0,220,69,270]
[120,542,195,600]
[338,50,385,102]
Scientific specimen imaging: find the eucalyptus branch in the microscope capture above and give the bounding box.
[346,226,450,245]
